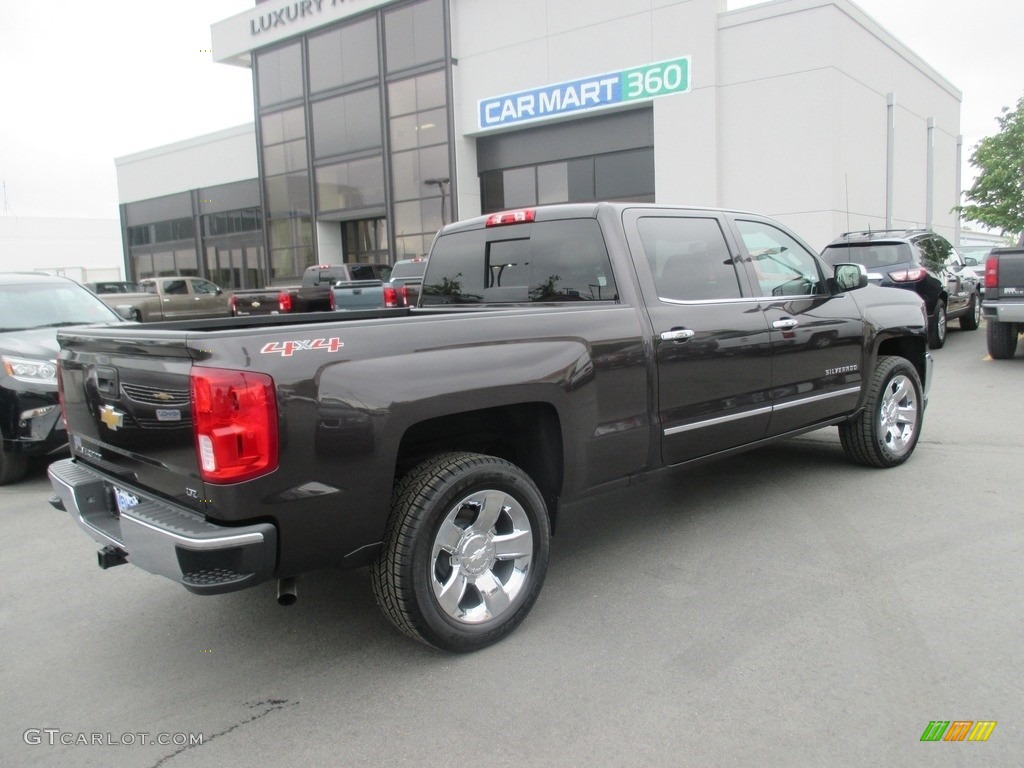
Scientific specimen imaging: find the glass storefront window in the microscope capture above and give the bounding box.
[133,253,154,279]
[503,167,536,208]
[265,172,311,217]
[153,251,176,277]
[127,225,150,246]
[270,246,315,280]
[595,149,655,199]
[394,233,431,261]
[308,16,379,93]
[316,157,385,212]
[263,139,307,176]
[257,43,303,106]
[538,163,568,205]
[389,108,447,152]
[269,217,313,250]
[384,0,444,73]
[311,88,382,159]
[175,249,198,276]
[388,70,446,117]
[261,107,306,145]
[391,144,448,202]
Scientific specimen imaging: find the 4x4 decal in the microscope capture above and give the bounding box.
[260,338,344,357]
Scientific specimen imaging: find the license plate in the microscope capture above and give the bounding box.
[113,486,139,514]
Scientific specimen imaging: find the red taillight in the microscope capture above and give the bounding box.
[278,291,293,312]
[190,368,278,484]
[888,267,926,282]
[486,209,536,227]
[383,285,399,308]
[229,295,238,315]
[399,285,409,307]
[985,255,998,290]
[329,289,336,311]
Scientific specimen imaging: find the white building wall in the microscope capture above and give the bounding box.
[451,0,713,220]
[652,0,725,207]
[718,0,961,248]
[115,124,258,205]
[453,0,960,248]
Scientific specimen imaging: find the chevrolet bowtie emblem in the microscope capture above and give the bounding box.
[153,391,174,401]
[99,405,125,431]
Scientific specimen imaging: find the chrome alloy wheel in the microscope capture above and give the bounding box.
[879,373,918,457]
[430,490,534,624]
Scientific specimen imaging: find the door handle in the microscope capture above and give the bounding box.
[660,329,695,341]
[772,318,798,330]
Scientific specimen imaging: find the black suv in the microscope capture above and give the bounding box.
[1,273,123,483]
[821,229,981,348]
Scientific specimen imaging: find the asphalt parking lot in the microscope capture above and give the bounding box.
[3,322,1021,768]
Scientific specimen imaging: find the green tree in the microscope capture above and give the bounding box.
[960,94,1024,240]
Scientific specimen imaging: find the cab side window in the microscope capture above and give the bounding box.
[637,217,742,302]
[164,280,188,295]
[736,220,825,297]
[191,279,219,295]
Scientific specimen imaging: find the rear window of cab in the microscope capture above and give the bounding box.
[421,219,618,304]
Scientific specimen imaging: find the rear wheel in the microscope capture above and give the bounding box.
[928,299,947,348]
[371,452,551,652]
[839,356,923,468]
[987,320,1019,359]
[960,292,981,331]
[0,449,28,485]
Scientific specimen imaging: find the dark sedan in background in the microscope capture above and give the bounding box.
[0,273,123,484]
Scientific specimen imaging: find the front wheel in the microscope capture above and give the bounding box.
[928,299,947,348]
[987,320,1019,359]
[839,356,924,468]
[960,292,981,331]
[371,452,551,652]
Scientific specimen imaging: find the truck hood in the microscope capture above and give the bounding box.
[0,327,61,358]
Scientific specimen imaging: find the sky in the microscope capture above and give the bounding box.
[0,0,1022,222]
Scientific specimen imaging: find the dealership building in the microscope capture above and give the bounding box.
[114,0,962,289]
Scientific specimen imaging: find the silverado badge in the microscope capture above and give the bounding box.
[99,405,125,431]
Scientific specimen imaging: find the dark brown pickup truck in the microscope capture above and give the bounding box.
[48,203,932,652]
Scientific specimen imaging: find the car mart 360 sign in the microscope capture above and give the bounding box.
[477,56,691,131]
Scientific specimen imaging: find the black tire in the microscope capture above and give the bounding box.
[927,299,947,348]
[959,292,980,331]
[987,320,1019,359]
[371,452,551,652]
[839,355,923,468]
[0,449,29,485]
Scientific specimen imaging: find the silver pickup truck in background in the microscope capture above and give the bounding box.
[329,263,395,310]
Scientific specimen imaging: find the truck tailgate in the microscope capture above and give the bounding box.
[57,326,203,507]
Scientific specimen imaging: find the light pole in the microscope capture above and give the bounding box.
[424,177,450,225]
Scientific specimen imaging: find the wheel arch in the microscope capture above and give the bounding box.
[395,402,564,531]
[875,334,928,389]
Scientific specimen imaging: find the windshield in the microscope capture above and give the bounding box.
[0,281,121,331]
[821,242,912,269]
